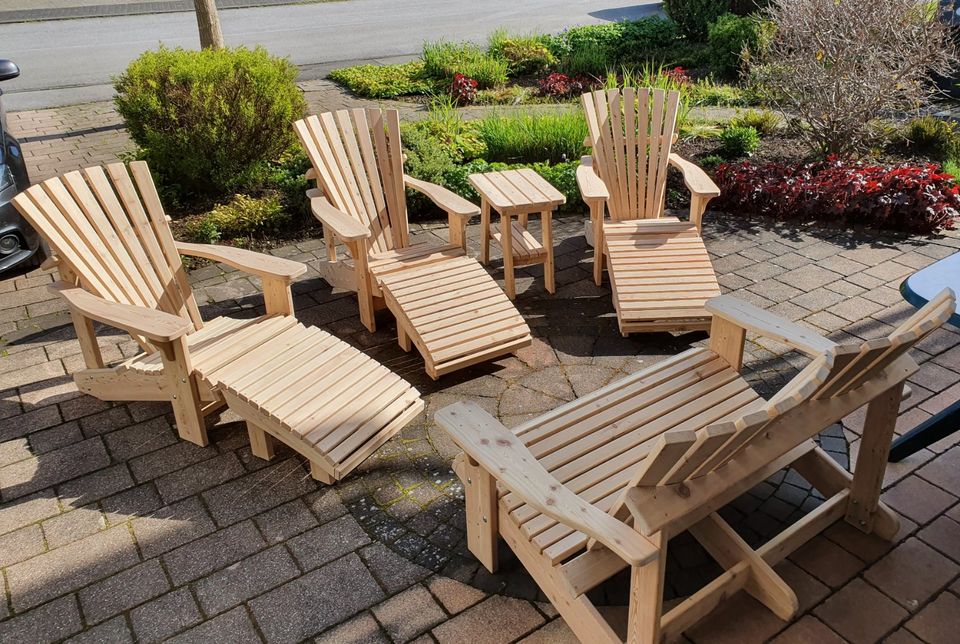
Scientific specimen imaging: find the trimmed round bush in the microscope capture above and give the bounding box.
[615,17,681,64]
[114,46,306,197]
[707,13,770,78]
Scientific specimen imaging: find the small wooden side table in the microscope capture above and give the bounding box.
[468,169,565,299]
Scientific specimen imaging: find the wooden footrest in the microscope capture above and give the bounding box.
[203,319,423,482]
[378,255,533,379]
[491,221,545,266]
[605,220,721,334]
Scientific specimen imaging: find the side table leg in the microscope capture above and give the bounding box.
[518,213,528,230]
[502,213,516,299]
[480,200,491,265]
[542,210,555,294]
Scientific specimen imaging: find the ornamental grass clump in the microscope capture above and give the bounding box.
[754,0,957,157]
[477,111,588,164]
[114,46,306,197]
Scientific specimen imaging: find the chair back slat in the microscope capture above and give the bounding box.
[294,108,409,254]
[12,162,202,351]
[582,87,680,221]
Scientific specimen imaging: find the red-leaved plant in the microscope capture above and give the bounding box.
[450,73,478,105]
[663,66,691,86]
[538,72,590,98]
[713,157,960,234]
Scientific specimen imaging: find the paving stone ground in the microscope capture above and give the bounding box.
[1,98,959,643]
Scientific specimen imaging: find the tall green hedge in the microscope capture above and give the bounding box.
[114,46,306,197]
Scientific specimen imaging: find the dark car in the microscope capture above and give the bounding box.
[0,59,43,275]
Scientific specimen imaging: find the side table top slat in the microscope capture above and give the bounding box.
[516,167,566,205]
[469,168,566,214]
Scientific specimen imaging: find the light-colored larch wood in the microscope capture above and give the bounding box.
[13,161,424,484]
[296,109,531,376]
[578,88,722,335]
[435,291,955,644]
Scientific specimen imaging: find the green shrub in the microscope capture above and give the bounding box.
[328,61,433,98]
[441,159,580,210]
[729,108,780,136]
[402,97,486,163]
[422,41,508,88]
[707,13,770,78]
[488,31,556,76]
[265,151,312,220]
[114,46,305,197]
[943,158,960,179]
[689,79,749,106]
[186,192,290,242]
[477,111,588,164]
[902,116,960,162]
[699,154,726,169]
[663,0,732,38]
[562,42,611,77]
[719,125,761,157]
[615,17,681,64]
[547,22,626,61]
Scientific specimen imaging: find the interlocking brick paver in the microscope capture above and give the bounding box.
[314,612,389,644]
[864,538,960,610]
[194,544,300,615]
[432,595,545,644]
[789,535,866,588]
[428,575,488,614]
[132,495,216,558]
[201,458,317,527]
[288,514,370,571]
[165,607,260,644]
[162,519,266,585]
[815,577,908,643]
[250,553,385,644]
[883,475,958,524]
[0,523,44,567]
[64,616,133,644]
[58,463,134,505]
[155,452,245,503]
[41,505,103,548]
[0,596,83,644]
[129,589,202,644]
[78,559,169,625]
[372,584,446,642]
[904,591,960,643]
[6,524,137,610]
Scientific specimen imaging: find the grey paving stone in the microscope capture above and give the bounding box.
[78,559,169,625]
[372,584,446,642]
[255,498,319,544]
[288,514,371,571]
[0,523,44,567]
[132,495,216,559]
[0,595,83,644]
[29,421,83,454]
[201,458,317,527]
[57,463,134,506]
[250,553,385,644]
[64,616,133,644]
[165,607,260,644]
[0,405,62,442]
[194,544,300,615]
[314,612,389,643]
[78,407,133,437]
[6,524,138,611]
[128,440,218,483]
[129,589,202,644]
[155,452,246,504]
[103,416,177,462]
[162,518,266,586]
[359,543,431,594]
[0,491,60,536]
[431,595,545,644]
[0,437,109,500]
[101,483,162,525]
[41,505,104,548]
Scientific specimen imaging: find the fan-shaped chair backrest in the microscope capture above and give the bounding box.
[582,87,681,222]
[12,161,203,351]
[294,108,409,255]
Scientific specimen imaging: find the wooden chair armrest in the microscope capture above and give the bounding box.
[706,295,837,357]
[435,402,659,567]
[576,157,609,204]
[668,153,721,199]
[51,282,192,343]
[175,242,306,281]
[308,194,371,242]
[403,175,479,219]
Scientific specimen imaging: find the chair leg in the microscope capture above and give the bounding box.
[398,324,413,352]
[248,423,277,461]
[159,337,208,447]
[464,457,499,572]
[592,205,605,287]
[627,532,667,644]
[847,381,905,534]
[310,461,336,484]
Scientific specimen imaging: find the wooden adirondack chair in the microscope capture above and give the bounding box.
[437,289,955,643]
[12,162,424,483]
[294,108,532,379]
[578,87,722,336]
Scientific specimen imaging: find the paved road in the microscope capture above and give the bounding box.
[0,0,660,110]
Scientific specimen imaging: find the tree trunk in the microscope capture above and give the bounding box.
[193,0,225,49]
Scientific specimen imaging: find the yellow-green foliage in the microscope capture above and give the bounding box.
[422,41,508,88]
[729,108,780,136]
[488,31,557,76]
[328,61,433,98]
[186,193,290,243]
[114,46,305,197]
